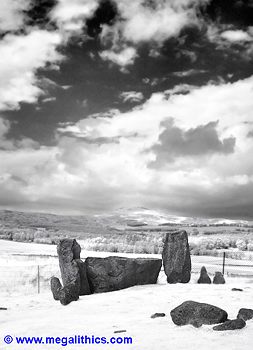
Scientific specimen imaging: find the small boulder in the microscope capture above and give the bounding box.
[213,271,225,284]
[162,230,191,283]
[237,308,253,321]
[58,283,79,306]
[170,301,228,327]
[151,313,166,319]
[213,318,246,331]
[114,330,127,334]
[232,288,243,292]
[197,266,211,284]
[0,307,7,310]
[50,277,62,300]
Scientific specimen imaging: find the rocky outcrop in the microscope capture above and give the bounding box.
[170,301,228,327]
[213,271,225,284]
[197,266,211,284]
[57,239,91,296]
[237,308,253,321]
[162,230,191,283]
[85,256,162,293]
[213,318,246,331]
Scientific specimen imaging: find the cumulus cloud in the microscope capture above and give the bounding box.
[50,0,99,36]
[98,0,210,66]
[149,119,236,167]
[105,0,205,43]
[49,75,253,216]
[0,0,30,32]
[0,30,62,110]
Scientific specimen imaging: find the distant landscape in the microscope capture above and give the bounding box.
[0,208,253,260]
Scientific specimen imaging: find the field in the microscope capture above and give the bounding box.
[0,240,253,350]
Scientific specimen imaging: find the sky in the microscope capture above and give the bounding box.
[0,0,253,219]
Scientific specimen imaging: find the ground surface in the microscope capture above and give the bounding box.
[0,241,253,350]
[0,280,253,350]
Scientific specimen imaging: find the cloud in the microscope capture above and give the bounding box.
[220,29,253,43]
[119,91,144,103]
[0,0,30,32]
[0,117,39,150]
[46,75,253,216]
[164,84,197,96]
[111,0,204,44]
[41,97,57,103]
[50,0,99,36]
[99,46,137,68]
[149,119,236,167]
[172,69,207,77]
[98,0,209,66]
[0,30,62,110]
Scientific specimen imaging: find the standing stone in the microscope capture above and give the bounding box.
[170,301,228,327]
[213,271,225,284]
[162,230,191,283]
[86,256,162,293]
[57,239,91,296]
[197,266,211,284]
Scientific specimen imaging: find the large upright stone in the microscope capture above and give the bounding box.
[85,256,162,293]
[57,239,91,296]
[162,230,191,283]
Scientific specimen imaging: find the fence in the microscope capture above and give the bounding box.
[0,252,253,296]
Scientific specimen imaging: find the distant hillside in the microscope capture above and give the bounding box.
[0,208,252,258]
[0,208,252,233]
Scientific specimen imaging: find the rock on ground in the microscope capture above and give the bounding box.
[85,256,162,293]
[151,313,166,319]
[213,318,246,331]
[50,277,62,301]
[197,266,211,284]
[237,308,253,321]
[58,283,80,306]
[232,288,243,292]
[170,300,228,327]
[50,277,79,305]
[162,230,191,283]
[213,271,226,284]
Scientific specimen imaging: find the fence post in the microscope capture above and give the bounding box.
[37,265,40,294]
[222,252,226,275]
